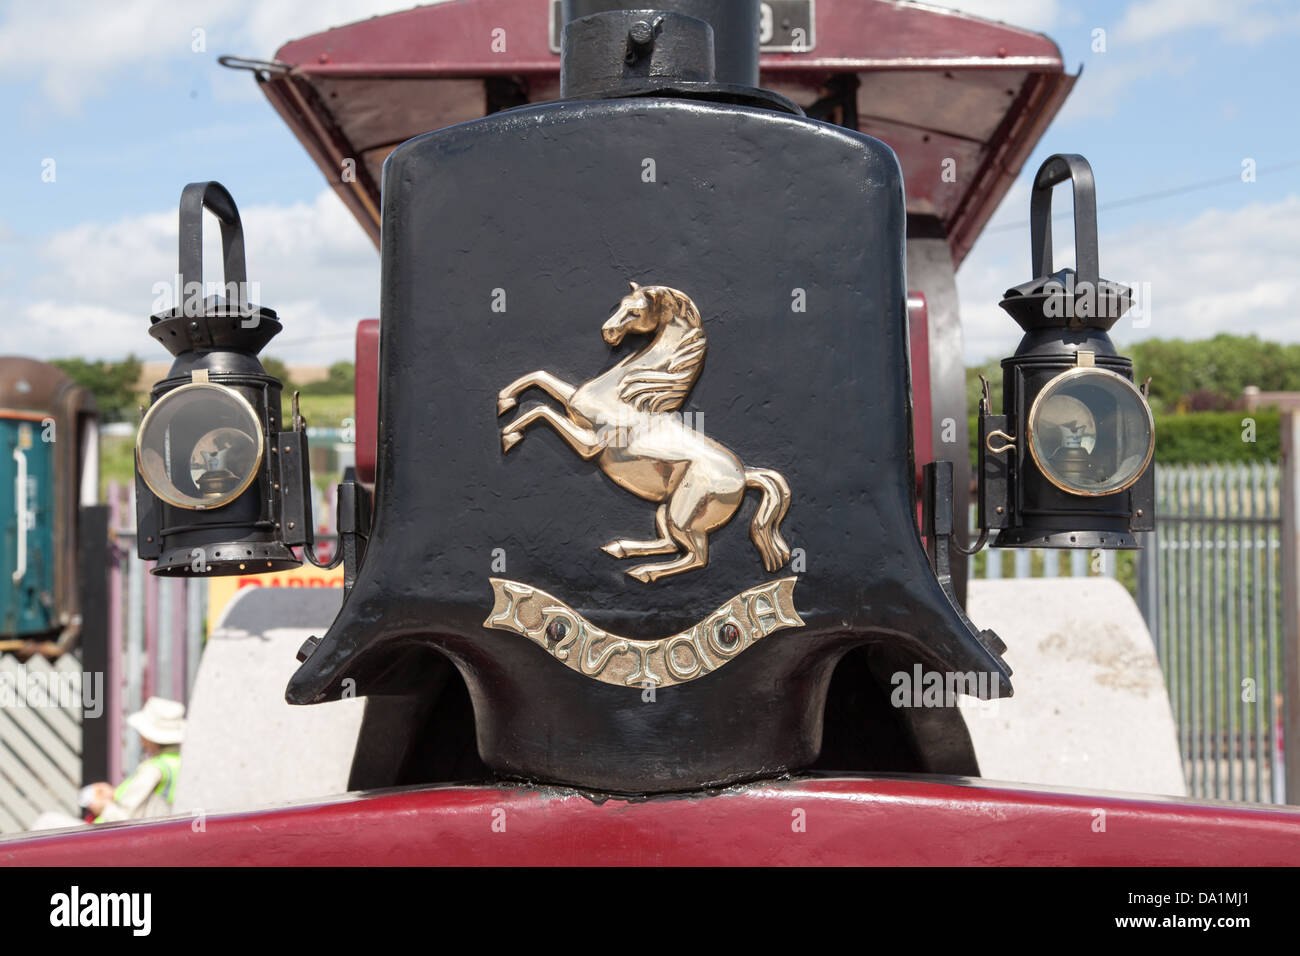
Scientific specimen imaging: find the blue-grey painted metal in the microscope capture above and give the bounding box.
[1070,549,1088,577]
[1042,549,1060,577]
[0,420,57,636]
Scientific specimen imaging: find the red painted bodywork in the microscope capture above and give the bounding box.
[5,777,1299,866]
[354,318,379,485]
[250,0,1074,266]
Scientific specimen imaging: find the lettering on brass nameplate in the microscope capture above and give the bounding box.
[484,577,805,688]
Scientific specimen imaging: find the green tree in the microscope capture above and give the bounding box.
[262,357,293,388]
[51,355,143,423]
[299,360,356,395]
[1127,334,1300,413]
[1152,408,1280,463]
[323,360,355,393]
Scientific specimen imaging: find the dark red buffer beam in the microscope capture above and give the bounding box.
[5,776,1300,866]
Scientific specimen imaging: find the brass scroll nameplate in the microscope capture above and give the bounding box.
[484,577,805,688]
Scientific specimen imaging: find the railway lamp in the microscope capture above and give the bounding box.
[135,182,314,576]
[978,154,1155,549]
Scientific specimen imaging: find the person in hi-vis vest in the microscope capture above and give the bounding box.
[89,697,185,822]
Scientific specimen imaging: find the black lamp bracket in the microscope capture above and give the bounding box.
[304,481,372,598]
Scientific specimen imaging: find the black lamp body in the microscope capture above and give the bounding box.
[282,5,1012,794]
[989,331,1153,549]
[981,155,1154,550]
[136,182,312,577]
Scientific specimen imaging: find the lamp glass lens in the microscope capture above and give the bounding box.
[1029,368,1153,496]
[137,383,263,510]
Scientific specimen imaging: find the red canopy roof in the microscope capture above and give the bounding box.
[235,0,1074,266]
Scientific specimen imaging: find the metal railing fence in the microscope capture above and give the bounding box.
[1137,462,1286,804]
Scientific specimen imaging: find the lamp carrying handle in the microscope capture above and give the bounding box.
[1029,153,1099,286]
[178,181,247,301]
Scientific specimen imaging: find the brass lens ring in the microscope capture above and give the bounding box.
[135,381,265,511]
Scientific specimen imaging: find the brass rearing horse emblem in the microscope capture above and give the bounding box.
[497,283,793,584]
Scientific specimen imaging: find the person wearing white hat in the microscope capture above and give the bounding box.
[87,697,186,823]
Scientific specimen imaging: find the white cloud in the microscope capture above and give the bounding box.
[14,184,1300,376]
[10,189,378,363]
[1115,0,1300,45]
[1117,0,1232,42]
[1055,49,1194,123]
[1105,194,1300,348]
[958,193,1300,361]
[925,0,1061,31]
[0,0,435,111]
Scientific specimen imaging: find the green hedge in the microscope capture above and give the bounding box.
[1151,408,1280,464]
[966,408,1280,469]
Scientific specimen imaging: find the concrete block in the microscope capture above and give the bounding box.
[961,577,1187,797]
[173,586,365,814]
[175,575,1187,811]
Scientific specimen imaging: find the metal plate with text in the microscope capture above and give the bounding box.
[549,0,815,55]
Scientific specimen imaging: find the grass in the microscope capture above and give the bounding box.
[290,392,355,430]
[100,435,137,499]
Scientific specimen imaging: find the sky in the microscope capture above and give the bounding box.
[0,0,1297,368]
